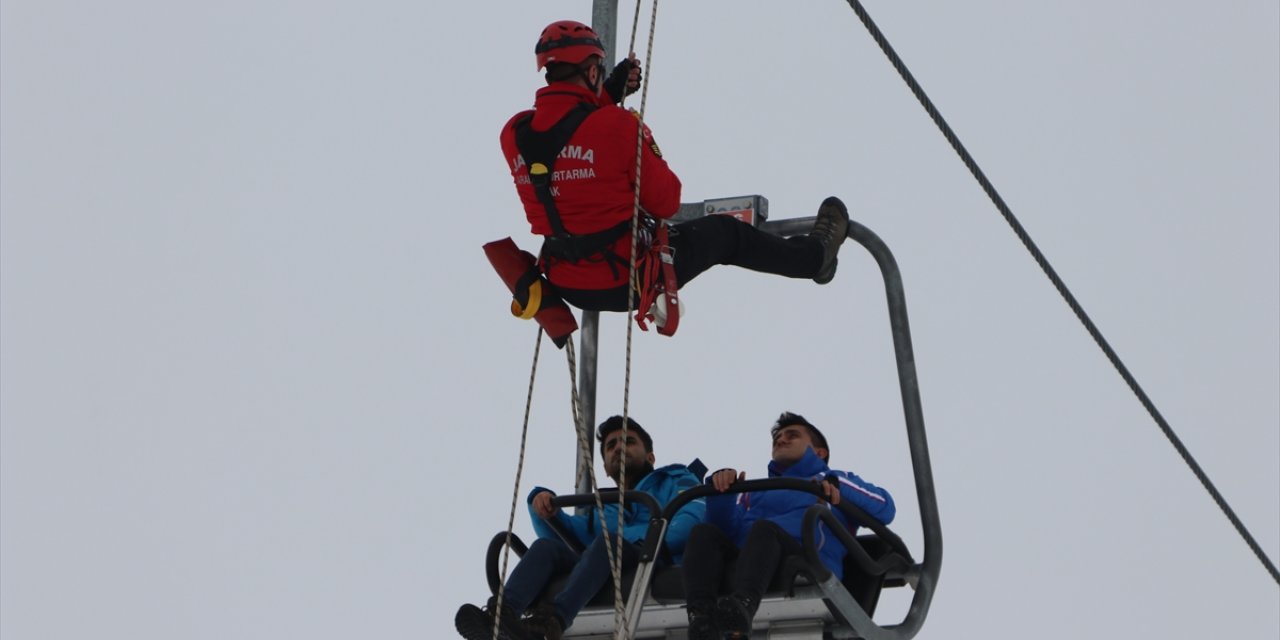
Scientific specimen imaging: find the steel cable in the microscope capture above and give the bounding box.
[842,0,1279,584]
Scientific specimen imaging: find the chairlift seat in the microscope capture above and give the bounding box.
[484,495,915,640]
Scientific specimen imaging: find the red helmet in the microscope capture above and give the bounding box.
[535,20,606,70]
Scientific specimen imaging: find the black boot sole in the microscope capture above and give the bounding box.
[455,604,524,640]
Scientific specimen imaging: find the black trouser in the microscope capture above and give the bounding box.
[681,520,805,608]
[557,215,824,312]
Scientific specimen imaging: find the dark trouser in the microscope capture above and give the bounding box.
[681,521,805,608]
[558,215,824,312]
[500,535,642,628]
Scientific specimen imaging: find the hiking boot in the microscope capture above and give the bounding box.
[520,603,565,640]
[713,594,757,639]
[685,599,719,640]
[454,596,529,640]
[809,196,850,284]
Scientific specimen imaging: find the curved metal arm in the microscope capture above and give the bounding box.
[486,531,530,596]
[550,490,662,514]
[800,504,913,583]
[547,490,667,561]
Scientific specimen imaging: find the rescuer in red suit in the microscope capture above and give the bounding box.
[500,20,851,313]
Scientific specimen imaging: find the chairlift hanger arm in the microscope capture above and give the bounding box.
[657,210,940,638]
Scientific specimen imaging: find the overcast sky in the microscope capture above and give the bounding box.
[2,1,1277,639]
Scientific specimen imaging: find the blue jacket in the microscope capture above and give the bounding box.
[705,448,895,580]
[527,462,706,563]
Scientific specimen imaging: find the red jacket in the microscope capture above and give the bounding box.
[500,83,682,290]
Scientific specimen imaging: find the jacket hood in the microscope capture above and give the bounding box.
[638,461,702,488]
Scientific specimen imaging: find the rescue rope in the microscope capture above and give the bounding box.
[614,1,663,637]
[841,0,1280,585]
[565,338,630,635]
[493,332,629,640]
[492,329,544,640]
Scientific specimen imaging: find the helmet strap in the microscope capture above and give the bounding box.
[580,61,605,95]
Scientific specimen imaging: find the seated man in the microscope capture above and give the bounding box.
[455,416,706,640]
[680,412,896,640]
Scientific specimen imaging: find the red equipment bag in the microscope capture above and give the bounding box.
[483,237,578,348]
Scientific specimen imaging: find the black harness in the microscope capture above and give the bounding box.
[513,103,633,277]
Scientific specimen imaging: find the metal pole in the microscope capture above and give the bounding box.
[574,0,617,495]
[593,0,619,66]
[575,311,600,496]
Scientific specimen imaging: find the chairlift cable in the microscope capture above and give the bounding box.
[492,329,545,640]
[840,0,1280,584]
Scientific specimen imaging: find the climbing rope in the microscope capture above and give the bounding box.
[841,0,1280,585]
[596,1,665,637]
[496,9,664,639]
[492,332,632,640]
[491,329,545,640]
[566,338,630,636]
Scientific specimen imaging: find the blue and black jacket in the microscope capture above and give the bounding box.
[527,462,707,563]
[705,448,895,580]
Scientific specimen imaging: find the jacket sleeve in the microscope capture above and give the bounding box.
[828,470,896,525]
[661,470,706,556]
[627,111,682,219]
[527,486,593,546]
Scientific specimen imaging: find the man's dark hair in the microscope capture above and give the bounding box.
[771,411,830,460]
[545,56,601,84]
[597,415,653,453]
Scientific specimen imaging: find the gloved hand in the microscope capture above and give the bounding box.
[603,55,642,104]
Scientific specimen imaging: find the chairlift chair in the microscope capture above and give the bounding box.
[483,206,942,639]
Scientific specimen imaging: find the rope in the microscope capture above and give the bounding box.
[566,339,629,635]
[609,2,664,637]
[841,0,1280,585]
[492,329,544,640]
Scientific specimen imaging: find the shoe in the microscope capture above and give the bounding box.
[685,599,718,640]
[713,594,756,639]
[454,596,528,640]
[520,603,565,640]
[809,196,850,284]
